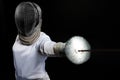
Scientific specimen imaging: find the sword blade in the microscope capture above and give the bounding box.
[78,49,120,52]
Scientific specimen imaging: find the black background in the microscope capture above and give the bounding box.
[1,0,120,80]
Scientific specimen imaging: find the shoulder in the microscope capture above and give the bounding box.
[13,35,20,45]
[36,32,51,45]
[40,32,49,37]
[39,32,51,40]
[12,35,21,52]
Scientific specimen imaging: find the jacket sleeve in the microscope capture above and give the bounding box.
[39,34,65,57]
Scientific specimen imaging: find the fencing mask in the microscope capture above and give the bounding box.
[15,2,42,45]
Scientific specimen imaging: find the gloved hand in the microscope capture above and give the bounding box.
[53,36,91,65]
[53,42,66,56]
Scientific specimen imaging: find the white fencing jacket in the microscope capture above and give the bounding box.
[12,32,56,80]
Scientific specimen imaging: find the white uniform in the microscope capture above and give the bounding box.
[12,32,56,80]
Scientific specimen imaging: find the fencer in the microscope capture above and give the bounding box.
[12,1,90,80]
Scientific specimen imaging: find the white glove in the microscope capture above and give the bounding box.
[53,42,66,56]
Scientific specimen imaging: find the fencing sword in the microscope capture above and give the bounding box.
[64,36,120,65]
[78,49,120,52]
